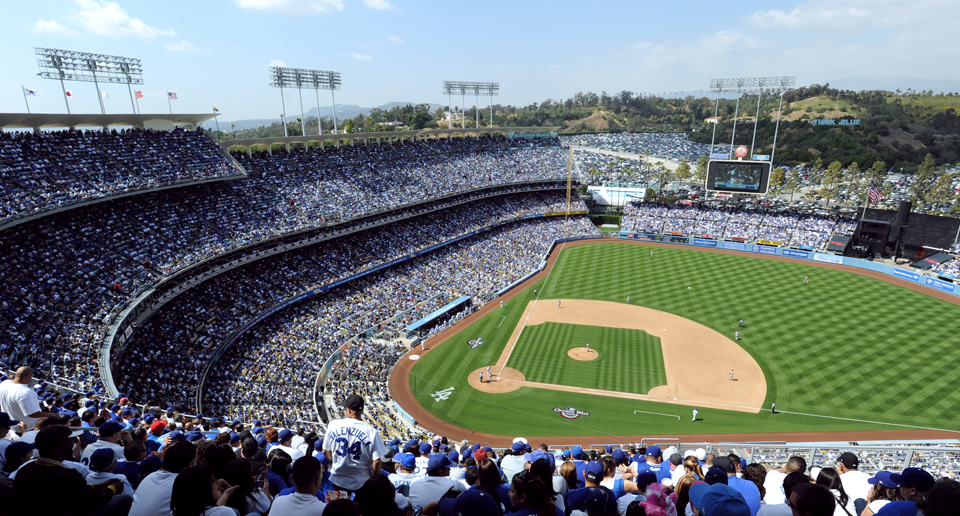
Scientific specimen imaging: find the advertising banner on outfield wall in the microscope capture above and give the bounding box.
[721,241,747,251]
[752,245,778,255]
[924,277,956,293]
[693,239,718,247]
[813,253,843,264]
[781,249,811,259]
[889,268,921,283]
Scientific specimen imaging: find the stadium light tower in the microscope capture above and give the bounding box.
[270,66,342,137]
[35,47,144,115]
[707,76,795,161]
[443,81,499,130]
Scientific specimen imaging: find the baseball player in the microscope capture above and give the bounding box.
[500,300,503,308]
[627,295,631,303]
[479,371,484,383]
[735,331,739,341]
[557,300,561,308]
[803,276,809,283]
[692,408,698,422]
[738,318,743,327]
[729,370,734,381]
[650,250,654,257]
[486,366,491,380]
[585,342,590,353]
[534,289,537,296]
[771,402,776,414]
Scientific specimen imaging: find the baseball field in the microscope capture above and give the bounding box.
[396,241,960,440]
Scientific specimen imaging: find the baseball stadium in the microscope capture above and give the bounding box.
[6,4,960,513]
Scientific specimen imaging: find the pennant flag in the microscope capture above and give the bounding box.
[100,90,110,100]
[167,91,178,100]
[135,90,144,99]
[65,91,73,98]
[23,87,38,96]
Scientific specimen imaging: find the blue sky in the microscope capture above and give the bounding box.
[3,0,959,121]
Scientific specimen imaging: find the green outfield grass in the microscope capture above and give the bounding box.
[409,241,960,437]
[508,322,666,394]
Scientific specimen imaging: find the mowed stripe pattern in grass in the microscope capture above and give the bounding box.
[508,322,666,394]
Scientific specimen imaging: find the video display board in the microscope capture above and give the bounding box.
[706,160,771,194]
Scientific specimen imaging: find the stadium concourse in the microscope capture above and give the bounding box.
[2,125,960,515]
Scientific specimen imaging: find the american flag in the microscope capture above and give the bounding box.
[135,90,143,99]
[167,91,178,100]
[868,182,884,203]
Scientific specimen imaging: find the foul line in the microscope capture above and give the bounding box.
[634,410,681,420]
[495,316,506,328]
[498,241,567,376]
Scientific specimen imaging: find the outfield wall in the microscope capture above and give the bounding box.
[618,232,959,298]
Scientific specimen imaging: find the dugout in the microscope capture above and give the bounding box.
[404,296,472,338]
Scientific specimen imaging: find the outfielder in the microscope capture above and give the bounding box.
[627,295,631,303]
[692,408,698,422]
[803,276,809,283]
[738,318,743,327]
[735,331,740,341]
[500,300,503,308]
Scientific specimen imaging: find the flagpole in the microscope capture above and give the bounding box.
[59,78,71,114]
[127,84,136,114]
[21,85,31,114]
[135,94,141,114]
[168,93,173,115]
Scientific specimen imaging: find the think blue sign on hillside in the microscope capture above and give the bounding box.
[809,119,861,126]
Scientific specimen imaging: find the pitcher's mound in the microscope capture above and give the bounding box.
[568,347,599,361]
[469,367,525,393]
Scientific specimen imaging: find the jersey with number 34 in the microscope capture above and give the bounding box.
[322,417,387,490]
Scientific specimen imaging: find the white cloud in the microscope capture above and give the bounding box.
[349,52,372,60]
[269,59,288,67]
[233,0,344,15]
[165,41,212,53]
[387,35,404,43]
[71,0,175,38]
[31,19,77,35]
[362,0,399,11]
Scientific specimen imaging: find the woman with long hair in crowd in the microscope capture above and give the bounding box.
[682,456,705,481]
[478,458,508,513]
[741,462,767,501]
[560,461,579,491]
[507,469,562,516]
[223,458,271,515]
[816,467,852,516]
[599,455,640,499]
[529,458,564,513]
[265,448,293,496]
[170,466,238,516]
[674,474,698,516]
[861,472,905,516]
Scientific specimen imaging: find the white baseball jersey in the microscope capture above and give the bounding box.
[322,417,387,490]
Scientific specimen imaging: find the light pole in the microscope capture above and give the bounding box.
[213,107,220,143]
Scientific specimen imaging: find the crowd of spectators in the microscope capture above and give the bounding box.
[621,202,858,249]
[563,133,713,164]
[0,127,237,225]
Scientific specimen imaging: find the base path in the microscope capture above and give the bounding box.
[388,239,960,445]
[477,299,765,413]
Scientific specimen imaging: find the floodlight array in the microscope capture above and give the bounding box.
[442,81,499,96]
[35,47,143,84]
[269,66,341,90]
[709,76,795,92]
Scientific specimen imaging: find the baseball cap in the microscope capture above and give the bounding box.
[167,430,185,443]
[0,412,20,427]
[696,448,707,461]
[561,449,571,459]
[397,452,416,469]
[705,466,730,485]
[447,450,459,463]
[585,488,613,512]
[229,433,240,443]
[839,452,859,469]
[646,445,662,458]
[524,450,556,470]
[635,471,658,490]
[403,439,418,452]
[584,461,604,482]
[713,456,736,474]
[256,435,267,448]
[98,420,123,437]
[316,452,330,465]
[252,419,261,426]
[605,445,613,453]
[344,394,364,411]
[427,453,452,470]
[689,483,750,516]
[187,431,204,442]
[669,453,684,466]
[473,448,488,461]
[572,445,584,458]
[89,448,117,472]
[252,427,264,435]
[5,442,35,461]
[483,446,493,453]
[278,429,294,442]
[438,488,498,516]
[420,442,432,454]
[511,442,527,453]
[612,449,627,463]
[890,468,935,492]
[868,471,899,489]
[314,440,324,451]
[150,421,166,435]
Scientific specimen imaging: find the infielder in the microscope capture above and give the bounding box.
[803,276,809,283]
[692,408,698,422]
[729,370,734,381]
[486,366,491,379]
[557,300,561,308]
[735,331,740,341]
[585,342,590,353]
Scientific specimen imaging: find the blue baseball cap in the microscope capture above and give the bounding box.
[705,466,729,485]
[397,452,416,469]
[572,445,584,458]
[229,433,240,443]
[646,445,662,457]
[612,449,627,463]
[98,420,123,437]
[890,468,935,492]
[316,451,330,465]
[187,431,204,442]
[482,446,493,453]
[511,442,527,452]
[689,483,750,516]
[256,435,267,448]
[524,449,556,471]
[314,440,324,451]
[561,449,571,459]
[279,429,294,442]
[419,442,432,454]
[584,461,604,482]
[89,448,117,472]
[0,412,20,427]
[447,450,459,463]
[868,471,899,489]
[404,439,419,452]
[605,445,613,453]
[252,419,261,426]
[427,454,452,470]
[167,430,185,443]
[143,414,154,424]
[438,488,498,516]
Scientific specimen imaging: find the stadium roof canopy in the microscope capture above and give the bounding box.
[221,126,563,149]
[0,112,217,130]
